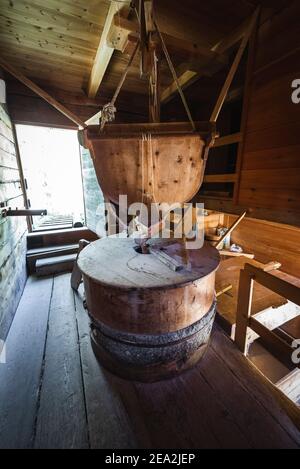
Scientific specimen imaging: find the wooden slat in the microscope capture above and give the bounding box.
[244,264,300,306]
[74,289,137,449]
[200,334,299,448]
[0,13,99,51]
[249,317,298,369]
[0,181,22,203]
[19,0,109,26]
[211,326,300,439]
[34,274,89,449]
[0,3,102,42]
[238,167,300,212]
[0,276,53,449]
[0,223,27,339]
[235,8,300,213]
[0,132,15,155]
[241,145,300,171]
[203,173,237,183]
[227,214,300,278]
[0,102,27,340]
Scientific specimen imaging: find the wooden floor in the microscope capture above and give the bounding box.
[0,273,299,449]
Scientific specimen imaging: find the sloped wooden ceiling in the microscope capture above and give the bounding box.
[0,0,260,99]
[0,0,110,93]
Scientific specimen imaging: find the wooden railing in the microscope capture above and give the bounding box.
[235,263,300,368]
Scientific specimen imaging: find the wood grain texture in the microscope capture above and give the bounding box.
[34,274,88,449]
[0,276,53,449]
[216,257,287,327]
[226,214,300,278]
[236,4,300,213]
[0,103,27,340]
[74,289,137,449]
[0,273,299,449]
[0,0,261,96]
[79,238,219,334]
[84,122,216,209]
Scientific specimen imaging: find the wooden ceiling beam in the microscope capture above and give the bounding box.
[107,14,228,64]
[161,14,256,104]
[0,56,87,128]
[87,1,131,99]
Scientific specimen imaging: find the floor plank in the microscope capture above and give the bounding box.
[0,274,299,449]
[74,289,137,449]
[34,274,88,449]
[199,338,298,448]
[0,276,53,449]
[210,328,300,446]
[131,369,251,448]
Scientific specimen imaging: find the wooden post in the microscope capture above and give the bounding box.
[210,7,260,123]
[234,269,254,354]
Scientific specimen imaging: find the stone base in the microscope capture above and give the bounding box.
[90,302,216,382]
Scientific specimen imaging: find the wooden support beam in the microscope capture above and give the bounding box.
[215,211,247,250]
[161,70,197,102]
[210,8,260,122]
[87,1,130,99]
[249,317,298,368]
[203,173,237,183]
[235,269,254,354]
[235,262,300,366]
[161,9,259,104]
[213,132,243,147]
[107,15,139,52]
[0,56,87,128]
[244,264,300,306]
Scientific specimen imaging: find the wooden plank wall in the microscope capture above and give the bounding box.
[80,146,105,235]
[225,214,300,278]
[236,1,300,214]
[0,100,27,340]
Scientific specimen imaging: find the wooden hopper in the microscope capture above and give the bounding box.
[83,121,217,208]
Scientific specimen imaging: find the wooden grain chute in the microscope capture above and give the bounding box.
[82,121,217,211]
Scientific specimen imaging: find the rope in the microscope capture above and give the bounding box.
[141,133,145,205]
[100,40,140,131]
[153,20,196,132]
[111,40,140,107]
[148,133,158,205]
